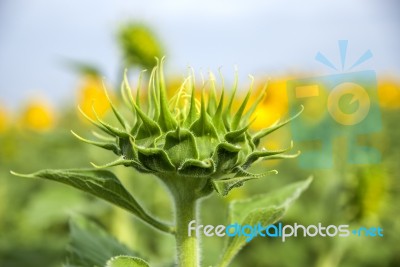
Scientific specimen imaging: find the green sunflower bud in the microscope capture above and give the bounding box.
[76,58,303,198]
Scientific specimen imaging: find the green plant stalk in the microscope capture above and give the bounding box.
[161,174,209,267]
[174,192,199,267]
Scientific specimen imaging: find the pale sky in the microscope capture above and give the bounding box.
[0,0,399,109]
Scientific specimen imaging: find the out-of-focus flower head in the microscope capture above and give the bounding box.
[77,74,112,121]
[118,23,164,70]
[0,102,9,133]
[250,78,289,130]
[378,77,400,109]
[21,99,55,131]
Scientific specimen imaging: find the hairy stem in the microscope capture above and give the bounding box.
[174,191,199,267]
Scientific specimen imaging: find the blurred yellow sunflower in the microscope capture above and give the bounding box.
[249,78,292,151]
[21,99,55,131]
[0,103,9,133]
[251,78,289,130]
[77,75,111,121]
[378,77,400,109]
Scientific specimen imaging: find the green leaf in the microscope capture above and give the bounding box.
[219,207,285,267]
[230,176,312,225]
[106,256,150,267]
[11,169,174,234]
[66,216,136,267]
[217,177,312,267]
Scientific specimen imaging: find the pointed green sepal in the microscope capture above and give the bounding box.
[189,91,219,139]
[242,141,294,168]
[242,81,268,122]
[222,68,238,129]
[183,76,198,127]
[133,102,162,142]
[252,105,304,147]
[91,106,130,138]
[135,70,146,109]
[92,130,115,142]
[224,119,255,144]
[90,157,150,173]
[156,58,178,131]
[261,151,301,161]
[78,106,115,136]
[102,80,129,130]
[207,72,218,115]
[230,76,253,130]
[148,67,160,120]
[71,130,121,155]
[122,69,137,112]
[212,87,226,133]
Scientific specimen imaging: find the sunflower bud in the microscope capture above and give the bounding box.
[75,59,302,197]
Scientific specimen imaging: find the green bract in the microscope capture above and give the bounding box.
[75,59,303,198]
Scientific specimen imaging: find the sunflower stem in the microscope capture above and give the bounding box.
[174,189,199,267]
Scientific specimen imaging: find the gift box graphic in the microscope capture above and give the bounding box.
[287,41,382,168]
